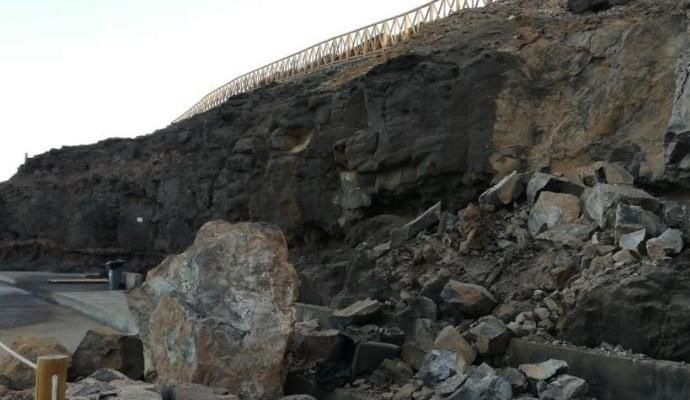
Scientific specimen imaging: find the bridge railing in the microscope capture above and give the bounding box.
[0,340,68,400]
[173,0,494,123]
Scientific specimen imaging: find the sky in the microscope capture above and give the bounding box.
[0,0,424,181]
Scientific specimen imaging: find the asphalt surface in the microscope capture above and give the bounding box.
[0,282,109,352]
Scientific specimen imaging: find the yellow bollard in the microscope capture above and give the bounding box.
[34,355,69,400]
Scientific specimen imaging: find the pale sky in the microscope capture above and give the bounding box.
[0,0,424,181]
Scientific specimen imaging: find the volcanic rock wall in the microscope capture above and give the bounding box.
[0,0,687,270]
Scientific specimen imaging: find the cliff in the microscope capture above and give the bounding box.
[0,0,688,271]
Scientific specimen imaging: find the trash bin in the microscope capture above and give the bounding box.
[105,259,126,290]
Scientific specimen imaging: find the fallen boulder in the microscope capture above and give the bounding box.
[579,162,634,186]
[618,229,646,254]
[433,326,477,367]
[466,316,511,356]
[518,359,568,381]
[70,328,144,381]
[417,349,463,385]
[646,228,684,261]
[528,192,581,236]
[614,203,665,242]
[128,221,299,400]
[329,298,382,330]
[538,374,588,400]
[390,202,441,247]
[0,336,70,390]
[447,363,512,400]
[526,173,584,206]
[584,184,659,229]
[478,171,523,211]
[441,280,498,318]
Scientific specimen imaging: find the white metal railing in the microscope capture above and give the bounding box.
[173,0,494,123]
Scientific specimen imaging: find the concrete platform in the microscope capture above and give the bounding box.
[0,271,138,335]
[0,282,111,352]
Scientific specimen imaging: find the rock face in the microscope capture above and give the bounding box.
[127,221,299,400]
[0,0,687,272]
[560,252,690,362]
[0,336,70,390]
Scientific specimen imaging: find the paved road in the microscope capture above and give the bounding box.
[0,282,109,352]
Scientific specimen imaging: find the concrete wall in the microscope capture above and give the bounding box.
[507,339,690,400]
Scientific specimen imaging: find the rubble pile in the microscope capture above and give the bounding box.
[287,162,690,399]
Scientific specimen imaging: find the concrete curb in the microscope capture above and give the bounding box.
[0,272,138,335]
[507,338,690,400]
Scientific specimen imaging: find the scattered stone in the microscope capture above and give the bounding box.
[70,328,144,381]
[661,200,690,238]
[584,184,658,229]
[646,228,684,261]
[412,386,435,400]
[401,342,427,371]
[417,350,462,386]
[369,359,414,386]
[528,192,581,236]
[440,280,497,318]
[618,228,646,254]
[538,374,588,400]
[390,202,442,247]
[518,359,568,381]
[433,326,477,367]
[420,270,452,304]
[526,173,584,205]
[279,396,317,400]
[535,223,597,245]
[435,373,469,396]
[395,383,416,400]
[0,336,69,390]
[352,341,401,375]
[580,162,634,186]
[162,383,239,400]
[498,367,528,393]
[68,376,161,400]
[447,364,512,400]
[128,221,299,400]
[543,298,563,315]
[330,298,382,330]
[533,308,551,321]
[381,326,407,346]
[507,319,537,337]
[612,249,638,265]
[398,296,438,320]
[466,316,511,356]
[291,323,340,361]
[614,203,665,242]
[479,171,523,211]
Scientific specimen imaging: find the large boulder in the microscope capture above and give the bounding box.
[526,173,584,206]
[128,221,299,400]
[440,281,497,318]
[646,228,684,261]
[0,336,70,390]
[583,184,659,229]
[527,192,581,236]
[70,328,144,381]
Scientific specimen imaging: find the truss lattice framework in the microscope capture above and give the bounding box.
[173,0,493,123]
